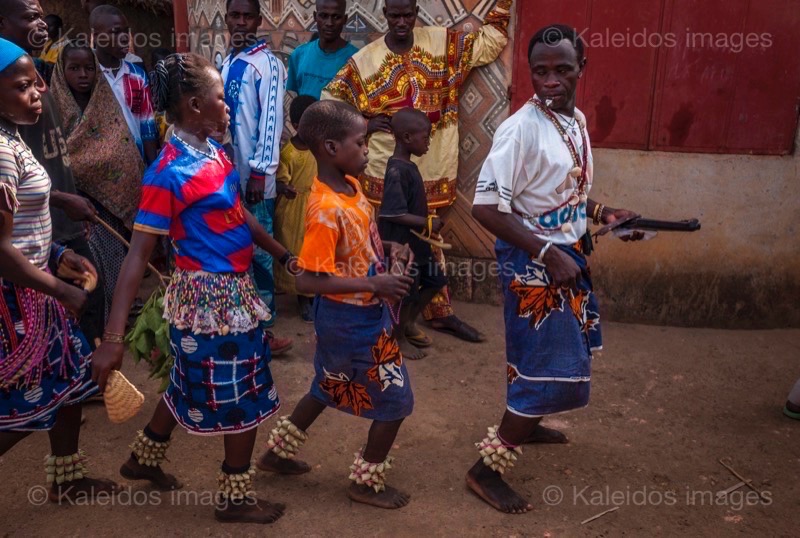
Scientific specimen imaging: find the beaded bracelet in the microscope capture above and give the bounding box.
[593,204,606,226]
[103,331,125,344]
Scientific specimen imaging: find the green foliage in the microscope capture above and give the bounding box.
[124,288,173,392]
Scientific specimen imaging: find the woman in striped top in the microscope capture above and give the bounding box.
[0,37,118,502]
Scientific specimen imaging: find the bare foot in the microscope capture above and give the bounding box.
[120,455,183,490]
[214,497,286,524]
[522,424,569,444]
[256,450,311,475]
[405,322,432,348]
[346,482,410,509]
[465,460,532,514]
[397,334,427,360]
[49,477,120,503]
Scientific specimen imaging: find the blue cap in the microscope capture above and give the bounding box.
[0,37,27,75]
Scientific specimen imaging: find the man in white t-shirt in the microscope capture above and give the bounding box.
[466,24,642,514]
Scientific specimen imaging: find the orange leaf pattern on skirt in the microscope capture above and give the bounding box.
[319,369,374,417]
[367,329,405,391]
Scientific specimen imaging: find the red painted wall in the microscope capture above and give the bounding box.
[511,0,800,154]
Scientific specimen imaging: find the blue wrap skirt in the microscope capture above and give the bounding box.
[309,298,414,421]
[497,239,602,417]
[165,325,280,435]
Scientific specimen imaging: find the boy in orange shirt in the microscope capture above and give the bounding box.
[257,100,416,509]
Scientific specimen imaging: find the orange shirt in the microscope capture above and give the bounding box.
[298,175,385,306]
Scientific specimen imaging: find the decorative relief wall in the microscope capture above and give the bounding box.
[187,0,516,257]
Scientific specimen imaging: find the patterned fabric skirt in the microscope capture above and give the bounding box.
[497,239,602,417]
[309,298,414,421]
[164,325,280,435]
[0,280,97,431]
[87,201,129,321]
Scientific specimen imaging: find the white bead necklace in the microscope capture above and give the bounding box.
[173,131,217,160]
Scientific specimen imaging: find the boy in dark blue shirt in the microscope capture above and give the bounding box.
[379,108,447,359]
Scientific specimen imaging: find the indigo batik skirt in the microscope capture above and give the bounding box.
[497,239,602,417]
[309,298,414,421]
[0,280,97,431]
[164,325,280,435]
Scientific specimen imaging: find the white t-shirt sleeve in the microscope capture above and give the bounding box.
[473,117,535,213]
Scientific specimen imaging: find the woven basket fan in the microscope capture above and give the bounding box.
[104,370,145,423]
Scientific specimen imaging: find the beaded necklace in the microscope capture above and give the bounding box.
[387,298,402,326]
[526,97,589,234]
[369,234,403,325]
[384,259,403,326]
[173,131,217,161]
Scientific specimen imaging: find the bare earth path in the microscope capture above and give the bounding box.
[2,296,797,537]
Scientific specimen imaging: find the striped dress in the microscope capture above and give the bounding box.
[0,128,52,268]
[0,127,97,431]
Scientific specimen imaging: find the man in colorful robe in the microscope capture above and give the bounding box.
[322,0,513,344]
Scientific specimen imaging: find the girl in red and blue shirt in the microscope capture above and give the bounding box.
[92,53,296,525]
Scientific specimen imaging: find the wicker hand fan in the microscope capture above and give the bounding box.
[104,370,145,423]
[56,262,98,292]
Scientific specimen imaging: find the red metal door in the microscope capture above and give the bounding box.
[652,0,800,154]
[511,0,663,150]
[511,0,800,154]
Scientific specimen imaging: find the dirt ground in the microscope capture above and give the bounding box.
[1,293,798,537]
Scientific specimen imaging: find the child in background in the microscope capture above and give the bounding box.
[257,100,416,509]
[274,94,317,322]
[51,43,144,323]
[91,53,298,524]
[90,4,159,165]
[378,108,447,360]
[40,14,66,64]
